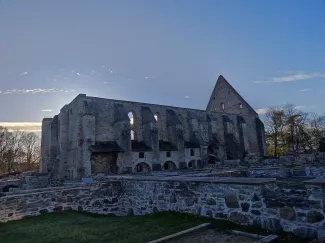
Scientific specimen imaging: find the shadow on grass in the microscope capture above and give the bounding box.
[0,211,310,243]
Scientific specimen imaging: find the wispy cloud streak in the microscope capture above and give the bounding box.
[299,89,313,92]
[254,72,325,84]
[0,88,70,95]
[272,72,325,82]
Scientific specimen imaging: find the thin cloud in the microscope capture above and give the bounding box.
[299,88,313,92]
[256,108,267,114]
[20,71,28,76]
[272,72,325,82]
[1,88,57,94]
[0,88,70,95]
[295,105,306,110]
[41,109,53,112]
[254,72,325,84]
[184,96,189,99]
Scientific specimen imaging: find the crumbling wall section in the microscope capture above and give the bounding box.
[0,179,324,239]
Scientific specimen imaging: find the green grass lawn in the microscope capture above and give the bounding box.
[0,211,309,243]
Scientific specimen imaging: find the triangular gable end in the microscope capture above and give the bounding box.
[206,75,258,116]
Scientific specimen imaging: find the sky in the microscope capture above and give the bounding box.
[0,0,325,132]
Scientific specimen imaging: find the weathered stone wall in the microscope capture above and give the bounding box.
[0,179,324,239]
[40,118,52,173]
[41,76,266,179]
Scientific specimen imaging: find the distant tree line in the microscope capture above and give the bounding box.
[263,104,325,157]
[0,126,40,176]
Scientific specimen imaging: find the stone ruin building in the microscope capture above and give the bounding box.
[40,75,266,179]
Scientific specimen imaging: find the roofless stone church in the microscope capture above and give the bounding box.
[40,75,266,179]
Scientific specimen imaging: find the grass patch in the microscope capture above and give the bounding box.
[281,163,303,168]
[0,211,309,243]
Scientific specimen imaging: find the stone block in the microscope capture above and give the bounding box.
[251,210,261,215]
[39,209,48,214]
[279,206,296,221]
[307,211,324,224]
[215,212,228,219]
[53,206,63,212]
[224,191,239,208]
[240,202,250,212]
[206,198,216,205]
[293,227,318,239]
[253,217,283,232]
[229,212,250,224]
[127,208,134,216]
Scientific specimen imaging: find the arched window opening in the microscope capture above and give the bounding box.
[239,103,243,109]
[154,112,162,139]
[166,151,171,158]
[154,113,159,121]
[139,152,144,158]
[221,103,225,111]
[164,163,169,170]
[128,111,136,140]
[190,149,195,156]
[188,161,193,168]
[128,111,134,126]
[131,130,135,140]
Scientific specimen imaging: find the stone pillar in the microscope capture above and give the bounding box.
[81,115,96,177]
[40,118,53,173]
[167,124,185,168]
[49,116,59,178]
[114,120,133,173]
[141,106,159,165]
[255,117,267,156]
[57,106,69,179]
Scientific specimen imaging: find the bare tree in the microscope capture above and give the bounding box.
[21,132,41,170]
[0,126,40,175]
[308,112,325,151]
[264,107,285,157]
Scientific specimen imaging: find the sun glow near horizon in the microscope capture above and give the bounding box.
[0,122,42,132]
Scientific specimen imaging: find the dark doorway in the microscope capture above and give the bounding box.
[91,152,118,174]
[163,161,176,170]
[135,163,151,172]
[2,185,18,192]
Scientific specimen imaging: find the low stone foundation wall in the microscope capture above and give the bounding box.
[247,166,325,179]
[0,177,324,239]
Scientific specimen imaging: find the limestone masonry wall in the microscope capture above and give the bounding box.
[0,178,324,239]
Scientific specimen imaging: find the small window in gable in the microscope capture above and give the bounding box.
[166,151,171,157]
[239,103,243,109]
[221,103,225,110]
[190,149,195,156]
[139,152,144,158]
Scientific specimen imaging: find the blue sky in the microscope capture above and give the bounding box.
[0,0,325,131]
